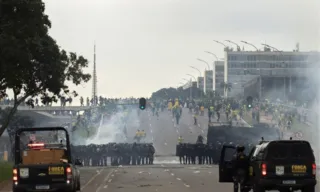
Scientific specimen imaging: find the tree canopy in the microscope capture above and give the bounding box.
[0,0,91,136]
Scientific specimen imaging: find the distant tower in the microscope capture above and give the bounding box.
[92,43,97,105]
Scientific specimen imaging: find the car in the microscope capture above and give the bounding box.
[219,138,317,192]
[12,127,82,192]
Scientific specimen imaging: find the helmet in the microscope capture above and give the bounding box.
[236,145,245,152]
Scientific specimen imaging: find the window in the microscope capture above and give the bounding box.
[224,148,236,161]
[266,144,289,159]
[291,143,314,159]
[266,143,314,160]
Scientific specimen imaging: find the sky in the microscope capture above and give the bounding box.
[40,0,320,101]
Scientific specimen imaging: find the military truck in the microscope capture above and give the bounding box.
[12,127,82,192]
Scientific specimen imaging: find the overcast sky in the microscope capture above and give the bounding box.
[42,0,320,101]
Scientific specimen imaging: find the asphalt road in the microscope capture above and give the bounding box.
[78,165,319,192]
[79,165,231,192]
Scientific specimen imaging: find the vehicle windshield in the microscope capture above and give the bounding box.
[19,130,67,148]
[17,129,68,165]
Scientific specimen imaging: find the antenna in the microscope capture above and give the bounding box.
[92,42,98,105]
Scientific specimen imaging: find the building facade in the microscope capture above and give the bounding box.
[215,61,224,96]
[198,77,204,92]
[204,70,213,93]
[224,50,320,99]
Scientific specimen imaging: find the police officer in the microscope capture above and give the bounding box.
[231,145,249,192]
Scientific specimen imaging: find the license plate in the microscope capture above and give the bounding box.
[282,180,296,184]
[36,185,50,190]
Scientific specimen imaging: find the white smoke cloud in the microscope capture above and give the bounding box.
[85,107,140,145]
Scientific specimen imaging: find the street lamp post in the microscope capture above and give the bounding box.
[213,40,227,48]
[190,66,203,98]
[240,41,259,51]
[190,66,202,77]
[197,58,210,70]
[205,51,219,95]
[182,78,192,100]
[225,40,241,51]
[187,74,197,100]
[261,43,281,52]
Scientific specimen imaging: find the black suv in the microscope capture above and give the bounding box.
[219,139,317,192]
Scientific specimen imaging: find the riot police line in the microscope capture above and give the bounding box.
[176,143,221,164]
[71,143,155,166]
[175,142,255,165]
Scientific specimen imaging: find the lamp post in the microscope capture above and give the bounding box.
[205,51,219,93]
[197,58,210,70]
[190,66,202,77]
[213,40,227,48]
[225,40,241,51]
[187,74,197,100]
[261,43,281,52]
[240,41,259,51]
[182,78,192,100]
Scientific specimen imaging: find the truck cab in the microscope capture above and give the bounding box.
[12,127,82,192]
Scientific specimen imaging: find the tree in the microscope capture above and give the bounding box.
[0,0,91,136]
[0,107,34,159]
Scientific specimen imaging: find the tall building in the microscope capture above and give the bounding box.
[197,77,204,92]
[215,61,224,96]
[203,61,225,96]
[224,49,320,99]
[204,70,213,93]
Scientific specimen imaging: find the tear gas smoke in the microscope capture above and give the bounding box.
[85,106,140,145]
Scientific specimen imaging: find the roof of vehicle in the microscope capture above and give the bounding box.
[16,127,68,135]
[256,140,312,150]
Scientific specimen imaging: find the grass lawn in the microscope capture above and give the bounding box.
[0,161,12,182]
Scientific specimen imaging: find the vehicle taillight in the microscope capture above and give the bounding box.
[66,167,72,181]
[13,168,18,181]
[312,163,316,175]
[261,163,267,176]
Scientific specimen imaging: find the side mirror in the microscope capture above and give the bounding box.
[74,159,82,166]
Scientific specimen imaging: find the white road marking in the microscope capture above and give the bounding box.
[103,185,108,189]
[81,168,105,190]
[96,169,115,192]
[184,184,190,188]
[176,178,181,180]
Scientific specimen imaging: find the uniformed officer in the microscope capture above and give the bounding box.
[231,145,249,192]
